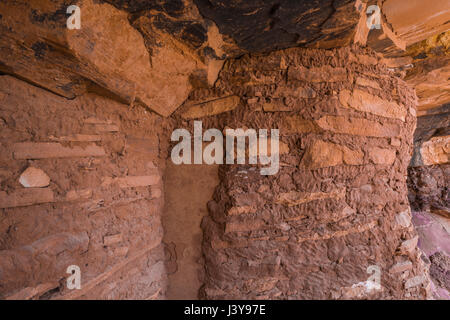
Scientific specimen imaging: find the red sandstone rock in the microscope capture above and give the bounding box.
[19,167,50,188]
[1,0,446,300]
[13,142,106,159]
[339,89,407,121]
[420,135,450,165]
[315,116,401,138]
[181,96,241,119]
[0,188,55,209]
[368,147,397,165]
[301,140,364,169]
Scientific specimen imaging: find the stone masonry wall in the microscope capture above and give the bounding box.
[175,46,433,299]
[0,76,169,299]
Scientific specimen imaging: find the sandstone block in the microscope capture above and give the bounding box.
[339,89,406,121]
[19,167,50,188]
[0,188,54,209]
[351,54,378,65]
[355,77,381,89]
[30,232,89,256]
[315,116,400,137]
[382,56,412,68]
[181,96,240,119]
[283,117,321,134]
[301,140,363,169]
[247,98,259,105]
[49,134,102,142]
[420,135,450,165]
[342,146,364,166]
[301,140,343,169]
[297,220,378,243]
[390,138,401,147]
[263,101,292,112]
[13,142,106,159]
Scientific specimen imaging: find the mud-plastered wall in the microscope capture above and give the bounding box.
[172,46,431,299]
[0,76,169,299]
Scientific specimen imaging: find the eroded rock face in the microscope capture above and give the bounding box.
[365,0,450,115]
[404,32,450,112]
[193,0,362,52]
[410,104,449,167]
[0,0,224,117]
[420,136,450,166]
[1,0,448,118]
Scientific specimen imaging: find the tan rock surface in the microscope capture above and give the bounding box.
[420,135,450,165]
[19,167,50,188]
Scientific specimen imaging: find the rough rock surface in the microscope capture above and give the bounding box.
[0,0,223,117]
[169,46,431,299]
[0,76,170,300]
[408,165,449,213]
[411,211,450,300]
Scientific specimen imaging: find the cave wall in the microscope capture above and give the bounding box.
[408,165,449,213]
[179,46,432,299]
[408,104,449,215]
[0,76,169,299]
